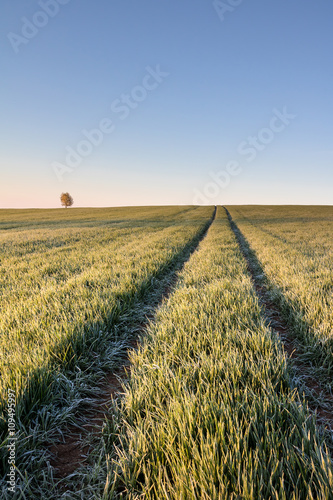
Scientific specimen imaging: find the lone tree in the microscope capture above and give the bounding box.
[60,192,74,208]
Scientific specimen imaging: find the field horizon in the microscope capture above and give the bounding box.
[1,203,332,210]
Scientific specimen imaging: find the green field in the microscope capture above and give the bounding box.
[1,206,332,499]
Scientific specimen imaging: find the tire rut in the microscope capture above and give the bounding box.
[49,206,217,483]
[223,206,333,433]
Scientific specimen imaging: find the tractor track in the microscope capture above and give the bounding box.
[224,206,333,434]
[49,206,217,484]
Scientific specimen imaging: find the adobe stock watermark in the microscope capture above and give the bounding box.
[52,65,169,182]
[7,389,17,494]
[213,0,244,22]
[7,0,71,54]
[193,107,296,204]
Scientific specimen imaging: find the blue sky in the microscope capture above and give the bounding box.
[1,0,332,208]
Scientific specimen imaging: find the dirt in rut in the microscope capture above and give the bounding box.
[49,363,130,478]
[224,207,333,432]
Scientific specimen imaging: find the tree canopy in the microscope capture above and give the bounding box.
[60,192,74,208]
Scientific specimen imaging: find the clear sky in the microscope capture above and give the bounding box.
[1,0,332,208]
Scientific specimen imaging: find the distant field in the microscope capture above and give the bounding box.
[228,205,333,385]
[0,206,208,230]
[1,205,332,499]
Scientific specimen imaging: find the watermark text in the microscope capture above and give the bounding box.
[7,389,17,494]
[52,65,170,181]
[193,107,296,204]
